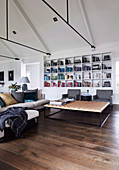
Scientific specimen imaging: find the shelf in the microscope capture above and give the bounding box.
[102,78,112,80]
[102,69,112,71]
[92,70,102,72]
[93,79,102,80]
[44,52,112,88]
[102,60,111,62]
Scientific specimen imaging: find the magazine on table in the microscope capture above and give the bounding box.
[50,98,75,105]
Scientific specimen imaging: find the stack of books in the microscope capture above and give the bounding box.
[50,98,75,105]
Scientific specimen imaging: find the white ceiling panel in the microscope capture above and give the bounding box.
[83,0,119,45]
[0,0,6,37]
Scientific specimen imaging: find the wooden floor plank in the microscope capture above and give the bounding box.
[0,160,18,170]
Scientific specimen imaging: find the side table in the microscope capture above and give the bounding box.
[81,94,92,101]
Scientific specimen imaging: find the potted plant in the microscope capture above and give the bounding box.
[8,82,21,91]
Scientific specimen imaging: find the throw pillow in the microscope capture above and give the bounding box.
[24,89,38,101]
[0,97,5,107]
[0,93,17,106]
[24,99,35,102]
[11,91,24,103]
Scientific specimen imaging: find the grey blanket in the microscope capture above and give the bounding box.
[0,107,28,137]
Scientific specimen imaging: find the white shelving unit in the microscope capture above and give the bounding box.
[44,52,112,88]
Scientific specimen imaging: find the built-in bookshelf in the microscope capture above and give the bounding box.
[44,52,112,88]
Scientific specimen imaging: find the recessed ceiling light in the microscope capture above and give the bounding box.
[53,17,58,22]
[12,31,17,34]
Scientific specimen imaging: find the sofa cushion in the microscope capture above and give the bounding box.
[68,89,80,100]
[25,110,39,120]
[94,98,110,103]
[0,97,5,107]
[37,89,42,100]
[24,89,38,101]
[11,91,24,103]
[97,90,113,99]
[0,93,17,106]
[7,102,35,108]
[33,99,50,107]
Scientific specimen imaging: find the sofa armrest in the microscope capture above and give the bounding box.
[41,94,45,99]
[62,94,68,99]
[110,95,113,106]
[93,95,98,100]
[75,94,81,100]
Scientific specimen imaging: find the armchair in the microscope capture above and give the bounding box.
[62,89,81,100]
[93,90,113,107]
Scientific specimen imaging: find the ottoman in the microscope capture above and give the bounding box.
[0,110,39,140]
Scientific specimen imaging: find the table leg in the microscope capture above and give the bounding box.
[44,107,62,118]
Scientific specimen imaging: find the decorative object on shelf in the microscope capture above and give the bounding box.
[92,56,100,62]
[74,59,81,64]
[8,82,21,91]
[104,55,111,61]
[92,64,101,70]
[103,81,111,87]
[20,77,30,91]
[0,71,4,81]
[8,70,14,81]
[51,60,57,66]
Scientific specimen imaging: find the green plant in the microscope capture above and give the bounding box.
[8,82,21,91]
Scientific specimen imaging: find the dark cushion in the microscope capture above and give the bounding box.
[68,89,80,100]
[97,90,113,99]
[0,97,5,107]
[11,91,24,103]
[24,89,38,101]
[93,98,110,103]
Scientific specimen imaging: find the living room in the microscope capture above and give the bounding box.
[0,0,119,169]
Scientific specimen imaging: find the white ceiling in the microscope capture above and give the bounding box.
[0,0,119,60]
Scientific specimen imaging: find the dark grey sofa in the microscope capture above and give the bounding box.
[0,89,50,113]
[93,90,113,107]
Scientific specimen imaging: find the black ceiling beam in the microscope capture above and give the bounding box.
[6,0,8,40]
[66,0,69,23]
[0,54,19,60]
[0,36,51,55]
[42,0,95,49]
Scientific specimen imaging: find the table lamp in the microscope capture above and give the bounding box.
[20,77,30,91]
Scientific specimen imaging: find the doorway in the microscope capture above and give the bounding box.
[26,63,40,89]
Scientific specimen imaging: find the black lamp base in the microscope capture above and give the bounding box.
[22,84,27,91]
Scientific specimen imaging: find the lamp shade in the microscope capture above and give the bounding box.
[20,77,30,83]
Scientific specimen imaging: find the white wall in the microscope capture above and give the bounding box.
[0,60,21,92]
[21,54,44,89]
[26,63,40,89]
[42,42,119,103]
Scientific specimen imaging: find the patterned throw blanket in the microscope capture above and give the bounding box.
[0,107,28,137]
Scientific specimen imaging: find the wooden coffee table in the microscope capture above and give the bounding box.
[44,101,110,127]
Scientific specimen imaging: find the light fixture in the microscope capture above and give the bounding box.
[53,17,58,22]
[0,54,20,60]
[12,30,17,34]
[20,77,30,91]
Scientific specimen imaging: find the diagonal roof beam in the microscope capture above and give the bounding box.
[12,0,50,52]
[77,0,95,45]
[0,39,19,58]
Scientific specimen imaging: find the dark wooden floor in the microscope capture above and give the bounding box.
[0,105,119,170]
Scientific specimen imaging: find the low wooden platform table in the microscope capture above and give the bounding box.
[44,101,110,127]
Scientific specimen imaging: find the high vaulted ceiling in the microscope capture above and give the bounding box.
[0,0,119,60]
